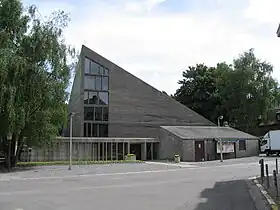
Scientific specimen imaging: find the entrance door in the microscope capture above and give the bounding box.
[195,141,205,162]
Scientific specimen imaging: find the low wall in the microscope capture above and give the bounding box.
[21,137,158,162]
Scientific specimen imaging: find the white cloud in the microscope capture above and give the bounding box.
[23,0,280,94]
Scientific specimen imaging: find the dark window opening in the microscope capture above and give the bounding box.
[239,140,246,151]
[95,107,102,121]
[84,107,94,121]
[87,123,92,137]
[103,107,108,121]
[99,124,108,137]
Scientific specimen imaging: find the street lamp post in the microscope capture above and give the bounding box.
[69,112,75,170]
[218,116,224,162]
[277,24,280,37]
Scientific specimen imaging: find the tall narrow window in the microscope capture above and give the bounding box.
[87,123,92,137]
[102,77,108,90]
[103,107,108,121]
[95,107,102,121]
[85,58,90,74]
[239,140,246,150]
[99,124,108,137]
[96,76,102,90]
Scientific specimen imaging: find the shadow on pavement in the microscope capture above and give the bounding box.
[194,179,257,210]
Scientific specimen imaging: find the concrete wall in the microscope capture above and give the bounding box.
[81,45,214,138]
[68,56,84,137]
[159,128,183,160]
[235,139,259,158]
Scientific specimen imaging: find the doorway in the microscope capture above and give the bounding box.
[195,141,205,162]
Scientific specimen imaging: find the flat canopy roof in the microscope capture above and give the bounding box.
[161,126,258,140]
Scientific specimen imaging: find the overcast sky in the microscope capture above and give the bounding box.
[22,0,280,95]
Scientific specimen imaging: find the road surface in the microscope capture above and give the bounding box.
[0,156,275,210]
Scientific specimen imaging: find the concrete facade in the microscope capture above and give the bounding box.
[159,126,259,162]
[67,45,214,139]
[22,137,159,162]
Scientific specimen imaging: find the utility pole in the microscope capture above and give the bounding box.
[69,112,75,170]
[218,116,223,162]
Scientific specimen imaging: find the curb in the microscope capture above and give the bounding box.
[252,177,279,210]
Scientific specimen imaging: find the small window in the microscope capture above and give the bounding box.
[90,61,99,74]
[102,76,108,90]
[88,92,98,105]
[85,58,90,74]
[99,92,108,105]
[84,76,95,90]
[103,107,108,121]
[95,76,102,90]
[239,140,246,151]
[95,107,102,121]
[84,107,94,121]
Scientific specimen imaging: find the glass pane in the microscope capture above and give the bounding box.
[88,92,98,104]
[90,61,99,74]
[103,107,108,121]
[85,58,90,74]
[92,124,98,137]
[99,124,108,137]
[87,123,92,137]
[104,68,109,76]
[99,92,108,105]
[84,91,88,104]
[102,77,108,90]
[95,107,102,121]
[83,123,87,137]
[84,76,95,90]
[98,66,104,75]
[84,107,94,120]
[96,76,102,90]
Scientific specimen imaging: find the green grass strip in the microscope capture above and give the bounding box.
[17,160,142,167]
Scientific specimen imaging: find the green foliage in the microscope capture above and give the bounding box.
[17,160,142,167]
[174,49,280,134]
[0,0,76,162]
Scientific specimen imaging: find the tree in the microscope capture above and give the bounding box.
[0,0,75,167]
[174,64,221,122]
[174,49,280,134]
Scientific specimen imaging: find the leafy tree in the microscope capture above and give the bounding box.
[174,64,221,122]
[0,0,75,167]
[174,49,280,134]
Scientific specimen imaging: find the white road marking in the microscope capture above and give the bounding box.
[145,161,200,168]
[253,179,277,207]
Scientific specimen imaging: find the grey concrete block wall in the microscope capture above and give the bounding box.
[159,128,183,160]
[235,140,259,158]
[81,45,214,138]
[182,140,194,161]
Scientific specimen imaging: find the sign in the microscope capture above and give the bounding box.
[217,142,234,153]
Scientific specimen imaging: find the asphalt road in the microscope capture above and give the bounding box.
[0,157,276,210]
